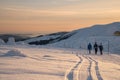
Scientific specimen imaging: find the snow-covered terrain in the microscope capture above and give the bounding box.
[49,22,120,54]
[0,45,120,80]
[22,22,120,54]
[24,32,68,44]
[0,22,120,80]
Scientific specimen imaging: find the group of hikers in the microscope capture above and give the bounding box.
[87,42,103,55]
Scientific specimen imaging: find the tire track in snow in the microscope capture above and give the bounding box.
[65,54,83,80]
[88,56,103,80]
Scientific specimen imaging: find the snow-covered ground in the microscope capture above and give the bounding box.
[0,45,120,80]
[50,36,120,54]
[0,45,79,80]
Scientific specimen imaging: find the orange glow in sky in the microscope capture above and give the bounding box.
[0,0,120,34]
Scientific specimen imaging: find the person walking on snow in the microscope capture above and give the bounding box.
[94,42,98,55]
[87,43,92,54]
[99,43,103,55]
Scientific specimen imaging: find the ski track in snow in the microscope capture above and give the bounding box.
[65,54,83,80]
[88,56,103,80]
[65,54,103,80]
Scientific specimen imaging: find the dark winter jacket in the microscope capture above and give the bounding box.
[99,45,103,51]
[88,43,92,50]
[94,43,98,49]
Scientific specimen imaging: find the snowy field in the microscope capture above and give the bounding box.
[0,45,120,80]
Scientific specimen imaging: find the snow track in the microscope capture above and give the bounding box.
[65,54,83,80]
[65,54,103,80]
[88,56,103,80]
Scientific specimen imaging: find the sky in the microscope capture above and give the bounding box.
[0,0,120,34]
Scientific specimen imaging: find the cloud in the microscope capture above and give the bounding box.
[1,7,80,17]
[3,7,19,11]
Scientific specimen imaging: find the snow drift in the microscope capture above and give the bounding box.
[1,49,26,57]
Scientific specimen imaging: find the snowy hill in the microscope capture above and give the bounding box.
[50,22,120,54]
[72,22,120,37]
[22,22,120,53]
[24,32,72,45]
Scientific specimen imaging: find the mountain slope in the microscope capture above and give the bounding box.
[21,22,120,53]
[0,34,30,42]
[24,32,74,45]
[71,22,120,37]
[50,22,120,54]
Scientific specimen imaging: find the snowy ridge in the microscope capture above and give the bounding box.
[74,22,120,37]
[24,32,69,45]
[24,34,62,43]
